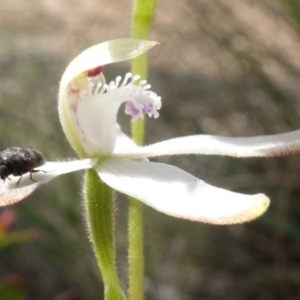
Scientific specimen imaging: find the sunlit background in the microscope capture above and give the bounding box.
[1,0,300,299]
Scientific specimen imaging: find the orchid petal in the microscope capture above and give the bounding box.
[114,130,300,159]
[0,182,44,206]
[60,39,158,91]
[0,159,95,206]
[96,159,269,225]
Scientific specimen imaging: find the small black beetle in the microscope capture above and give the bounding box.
[0,147,46,186]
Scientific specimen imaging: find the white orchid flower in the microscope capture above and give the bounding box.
[2,38,293,225]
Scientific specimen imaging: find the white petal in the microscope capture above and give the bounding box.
[0,159,95,206]
[114,130,300,158]
[31,158,96,182]
[61,39,158,88]
[0,182,44,206]
[96,159,269,224]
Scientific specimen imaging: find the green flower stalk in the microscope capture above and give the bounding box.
[129,0,157,299]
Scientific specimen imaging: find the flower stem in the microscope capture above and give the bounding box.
[83,169,126,300]
[129,1,157,300]
[131,0,157,81]
[128,197,144,300]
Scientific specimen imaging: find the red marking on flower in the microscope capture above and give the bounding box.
[68,87,79,95]
[70,103,78,113]
[87,66,104,77]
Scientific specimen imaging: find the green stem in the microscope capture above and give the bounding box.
[83,169,126,300]
[128,197,144,300]
[129,1,157,300]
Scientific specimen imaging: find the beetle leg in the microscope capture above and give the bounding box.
[16,175,22,188]
[30,169,47,183]
[29,171,37,183]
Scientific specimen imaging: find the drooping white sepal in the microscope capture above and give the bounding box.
[96,158,270,224]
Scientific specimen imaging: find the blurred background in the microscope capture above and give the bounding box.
[1,0,300,299]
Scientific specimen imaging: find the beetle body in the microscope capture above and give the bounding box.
[0,147,46,182]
